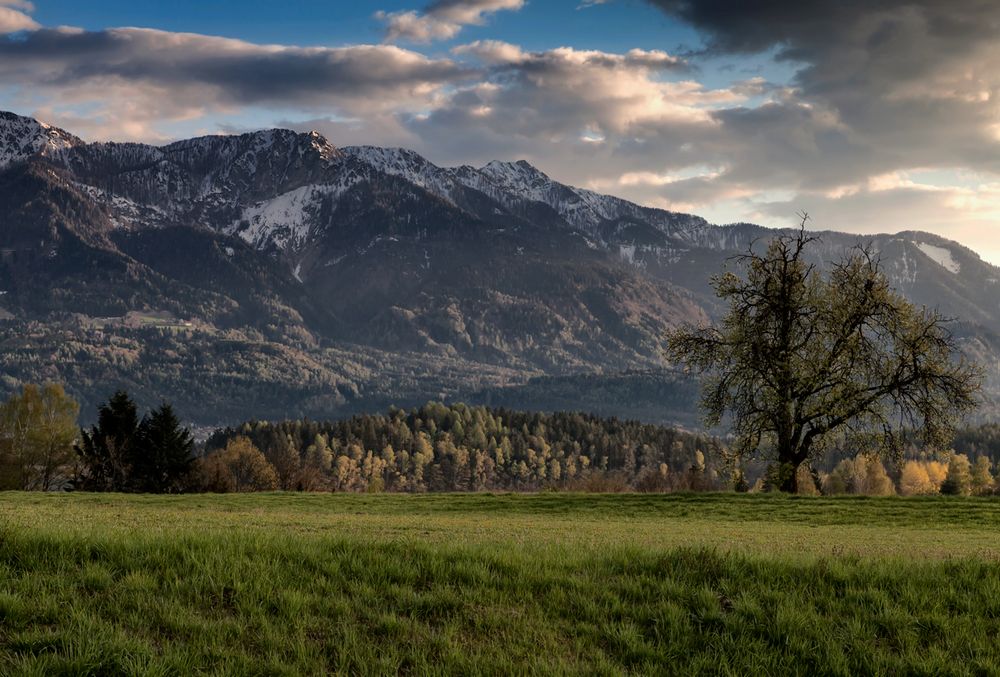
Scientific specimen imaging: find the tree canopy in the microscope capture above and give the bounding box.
[0,383,79,490]
[76,391,196,492]
[667,223,982,492]
[76,390,140,492]
[133,403,195,493]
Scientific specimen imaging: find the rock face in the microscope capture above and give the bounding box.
[0,111,82,169]
[1,110,998,423]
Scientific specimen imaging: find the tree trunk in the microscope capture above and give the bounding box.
[778,460,799,493]
[776,431,799,493]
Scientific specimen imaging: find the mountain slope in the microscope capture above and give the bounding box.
[0,110,997,425]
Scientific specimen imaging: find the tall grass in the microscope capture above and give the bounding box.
[1,493,999,674]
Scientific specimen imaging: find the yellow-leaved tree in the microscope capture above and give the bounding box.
[0,383,79,490]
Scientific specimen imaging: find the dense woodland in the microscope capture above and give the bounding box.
[1,383,999,495]
[204,403,726,493]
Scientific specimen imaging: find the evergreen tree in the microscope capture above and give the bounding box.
[75,390,139,491]
[133,403,195,493]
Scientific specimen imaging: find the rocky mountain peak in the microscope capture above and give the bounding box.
[0,111,82,168]
[480,159,551,187]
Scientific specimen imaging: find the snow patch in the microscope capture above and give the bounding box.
[914,242,960,274]
[232,183,348,250]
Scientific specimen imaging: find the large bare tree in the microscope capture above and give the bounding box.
[667,223,982,492]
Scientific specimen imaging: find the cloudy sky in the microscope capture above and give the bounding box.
[2,0,999,262]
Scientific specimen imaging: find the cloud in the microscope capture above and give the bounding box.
[0,0,38,34]
[752,177,1000,264]
[645,0,1000,181]
[377,0,524,44]
[399,42,779,189]
[444,41,700,135]
[0,27,470,140]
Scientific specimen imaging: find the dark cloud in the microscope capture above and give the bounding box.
[647,0,1000,177]
[647,0,997,57]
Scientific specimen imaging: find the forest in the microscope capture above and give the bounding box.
[1,383,999,496]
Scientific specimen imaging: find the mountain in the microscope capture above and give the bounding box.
[0,110,997,426]
[0,111,81,168]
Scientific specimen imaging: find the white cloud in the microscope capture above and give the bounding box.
[0,27,469,141]
[0,0,38,34]
[377,0,524,44]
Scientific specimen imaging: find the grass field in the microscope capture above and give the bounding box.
[2,492,1000,674]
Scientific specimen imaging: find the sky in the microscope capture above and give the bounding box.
[1,0,999,263]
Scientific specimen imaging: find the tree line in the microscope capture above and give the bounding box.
[202,402,726,492]
[0,385,195,492]
[0,384,997,495]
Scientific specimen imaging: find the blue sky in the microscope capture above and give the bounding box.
[32,1,686,51]
[29,1,796,88]
[1,0,998,263]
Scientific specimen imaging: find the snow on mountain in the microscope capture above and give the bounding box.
[0,111,81,168]
[343,146,459,198]
[5,109,1000,398]
[0,110,990,296]
[477,160,562,204]
[229,181,354,250]
[341,148,708,241]
[74,182,167,230]
[914,241,961,274]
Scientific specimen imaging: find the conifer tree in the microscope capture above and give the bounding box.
[76,390,140,491]
[134,403,195,493]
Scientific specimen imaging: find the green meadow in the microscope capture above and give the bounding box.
[2,492,1000,674]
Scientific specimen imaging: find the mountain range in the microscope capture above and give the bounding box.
[1,110,998,426]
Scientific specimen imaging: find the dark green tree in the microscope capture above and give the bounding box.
[75,390,140,491]
[133,403,196,493]
[667,222,981,493]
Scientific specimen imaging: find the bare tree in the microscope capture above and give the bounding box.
[667,220,982,492]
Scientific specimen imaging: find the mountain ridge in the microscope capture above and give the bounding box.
[1,109,997,425]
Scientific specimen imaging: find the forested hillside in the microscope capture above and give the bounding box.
[205,402,726,492]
